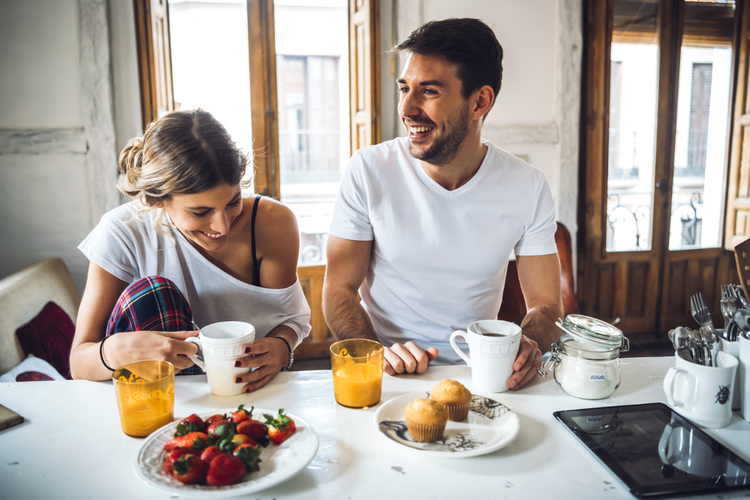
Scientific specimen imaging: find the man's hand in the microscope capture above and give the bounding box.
[506,334,542,390]
[384,341,439,375]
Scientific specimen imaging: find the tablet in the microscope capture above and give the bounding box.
[554,403,750,498]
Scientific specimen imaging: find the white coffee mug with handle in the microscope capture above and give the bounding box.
[186,321,255,396]
[663,350,738,428]
[450,319,522,393]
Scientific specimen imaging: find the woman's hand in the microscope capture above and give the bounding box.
[103,330,200,372]
[233,336,291,393]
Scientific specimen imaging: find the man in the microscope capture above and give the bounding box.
[322,18,563,390]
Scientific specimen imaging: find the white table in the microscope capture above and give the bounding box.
[1,357,749,499]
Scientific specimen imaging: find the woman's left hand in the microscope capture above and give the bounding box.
[234,336,291,393]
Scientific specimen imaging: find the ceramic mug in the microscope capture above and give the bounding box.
[186,321,255,396]
[720,336,742,410]
[663,350,738,428]
[740,335,750,422]
[450,320,522,393]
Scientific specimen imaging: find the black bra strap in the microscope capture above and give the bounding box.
[251,195,262,287]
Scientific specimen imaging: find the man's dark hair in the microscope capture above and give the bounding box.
[394,18,503,110]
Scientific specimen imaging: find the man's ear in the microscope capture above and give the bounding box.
[472,85,495,120]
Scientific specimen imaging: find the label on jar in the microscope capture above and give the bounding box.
[589,373,607,382]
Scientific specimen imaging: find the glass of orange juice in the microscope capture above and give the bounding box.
[113,360,175,437]
[330,339,384,409]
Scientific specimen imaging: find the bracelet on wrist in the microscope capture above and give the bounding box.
[273,336,294,372]
[100,335,116,372]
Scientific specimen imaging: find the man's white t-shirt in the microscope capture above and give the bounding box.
[329,137,557,364]
[78,202,311,346]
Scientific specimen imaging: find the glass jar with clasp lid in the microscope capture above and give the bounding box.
[537,314,629,400]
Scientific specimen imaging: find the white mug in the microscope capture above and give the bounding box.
[740,335,750,422]
[450,320,522,393]
[186,321,255,396]
[720,336,742,410]
[663,351,738,428]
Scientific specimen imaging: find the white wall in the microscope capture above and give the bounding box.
[0,0,120,293]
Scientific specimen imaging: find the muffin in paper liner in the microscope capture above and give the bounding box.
[429,380,472,422]
[405,420,447,443]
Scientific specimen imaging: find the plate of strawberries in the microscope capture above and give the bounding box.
[134,405,319,497]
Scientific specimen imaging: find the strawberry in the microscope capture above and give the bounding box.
[230,404,251,424]
[170,454,208,484]
[232,434,258,447]
[206,453,247,486]
[164,432,209,452]
[199,445,223,465]
[233,444,262,472]
[174,414,206,436]
[207,421,235,441]
[205,413,228,426]
[236,418,270,447]
[165,447,191,469]
[263,409,296,445]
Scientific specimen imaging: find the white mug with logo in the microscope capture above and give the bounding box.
[663,350,738,428]
[450,320,522,393]
[186,321,255,396]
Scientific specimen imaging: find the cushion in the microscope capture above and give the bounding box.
[0,355,66,382]
[15,301,75,379]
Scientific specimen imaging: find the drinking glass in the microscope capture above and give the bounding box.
[330,339,384,408]
[113,360,175,437]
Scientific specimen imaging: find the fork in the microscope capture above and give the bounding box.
[690,292,715,332]
[690,292,720,366]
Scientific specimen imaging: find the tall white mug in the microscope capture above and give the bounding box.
[740,335,750,422]
[663,351,738,428]
[186,321,255,396]
[450,320,522,393]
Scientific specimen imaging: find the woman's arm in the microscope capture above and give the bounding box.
[69,261,198,380]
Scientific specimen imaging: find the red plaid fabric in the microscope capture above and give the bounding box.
[106,276,203,375]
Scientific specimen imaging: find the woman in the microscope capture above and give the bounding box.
[69,109,311,393]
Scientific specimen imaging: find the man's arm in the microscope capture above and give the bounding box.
[322,235,377,341]
[508,253,564,390]
[323,235,438,374]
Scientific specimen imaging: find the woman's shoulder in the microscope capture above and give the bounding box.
[255,196,297,230]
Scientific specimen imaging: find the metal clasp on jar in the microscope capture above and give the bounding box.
[537,343,561,377]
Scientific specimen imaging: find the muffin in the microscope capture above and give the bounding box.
[403,398,448,443]
[430,379,472,421]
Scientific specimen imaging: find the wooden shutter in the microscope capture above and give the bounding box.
[725,0,750,249]
[349,0,380,152]
[248,0,281,199]
[133,0,175,127]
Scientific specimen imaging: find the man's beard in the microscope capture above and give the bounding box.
[408,103,471,166]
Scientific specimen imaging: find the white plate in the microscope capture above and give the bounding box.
[134,409,318,498]
[374,392,520,458]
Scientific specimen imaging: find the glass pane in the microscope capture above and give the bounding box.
[606,0,659,252]
[274,0,349,266]
[668,1,735,250]
[168,0,253,183]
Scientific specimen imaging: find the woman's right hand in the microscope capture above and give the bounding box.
[102,330,200,372]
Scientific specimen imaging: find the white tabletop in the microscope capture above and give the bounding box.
[1,357,749,499]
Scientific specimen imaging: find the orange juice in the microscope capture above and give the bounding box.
[113,360,175,437]
[333,362,383,408]
[119,397,173,437]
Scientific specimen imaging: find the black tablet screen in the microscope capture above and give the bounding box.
[554,403,750,498]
